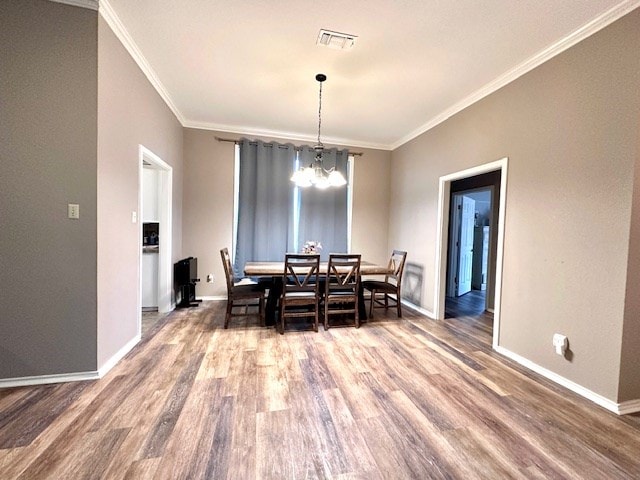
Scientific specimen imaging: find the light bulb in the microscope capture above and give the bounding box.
[328,170,347,186]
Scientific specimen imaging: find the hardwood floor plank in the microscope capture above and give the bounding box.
[358,372,457,479]
[0,381,88,448]
[322,387,378,475]
[140,353,204,458]
[123,458,161,479]
[152,378,223,479]
[55,427,130,480]
[202,395,235,479]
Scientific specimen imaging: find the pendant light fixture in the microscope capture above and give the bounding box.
[291,73,347,189]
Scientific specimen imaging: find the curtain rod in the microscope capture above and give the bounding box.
[215,136,363,156]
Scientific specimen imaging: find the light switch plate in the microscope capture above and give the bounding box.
[68,203,79,219]
[132,211,137,223]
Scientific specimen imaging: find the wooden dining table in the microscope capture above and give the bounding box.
[244,260,392,326]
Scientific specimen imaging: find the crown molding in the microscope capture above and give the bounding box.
[50,0,98,10]
[183,120,391,151]
[98,0,185,124]
[390,0,640,150]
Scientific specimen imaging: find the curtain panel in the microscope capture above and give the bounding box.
[235,139,296,277]
[297,146,349,260]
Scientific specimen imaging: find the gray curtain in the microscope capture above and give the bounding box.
[235,139,296,277]
[297,147,349,260]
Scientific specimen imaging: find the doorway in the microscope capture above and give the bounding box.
[138,146,173,337]
[446,187,493,315]
[434,158,508,349]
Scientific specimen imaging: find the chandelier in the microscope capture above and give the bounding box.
[290,73,347,189]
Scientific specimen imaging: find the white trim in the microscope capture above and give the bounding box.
[495,346,640,416]
[200,295,227,301]
[390,0,640,150]
[618,399,640,415]
[433,158,508,351]
[97,334,140,377]
[49,0,98,10]
[402,299,436,320]
[139,146,173,320]
[0,371,100,389]
[99,0,185,124]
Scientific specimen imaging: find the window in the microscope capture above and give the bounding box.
[233,141,352,276]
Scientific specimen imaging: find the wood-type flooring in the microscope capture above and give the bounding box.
[1,301,640,479]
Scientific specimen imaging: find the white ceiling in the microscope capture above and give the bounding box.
[101,0,638,150]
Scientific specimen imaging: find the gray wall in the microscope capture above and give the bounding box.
[97,16,184,367]
[0,1,98,377]
[182,129,392,298]
[390,10,640,401]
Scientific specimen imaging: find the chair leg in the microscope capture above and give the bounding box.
[225,300,232,329]
[324,301,329,330]
[314,300,319,333]
[259,296,265,327]
[369,290,375,319]
[397,292,402,318]
[355,299,360,329]
[280,304,285,335]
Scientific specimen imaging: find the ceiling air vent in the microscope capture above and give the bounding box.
[316,29,357,50]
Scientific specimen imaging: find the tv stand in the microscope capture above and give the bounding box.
[174,257,201,308]
[176,284,201,308]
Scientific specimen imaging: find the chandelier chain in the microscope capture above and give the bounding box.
[317,80,323,147]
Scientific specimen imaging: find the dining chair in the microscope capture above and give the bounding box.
[280,254,320,334]
[324,254,361,330]
[362,250,407,319]
[220,248,265,328]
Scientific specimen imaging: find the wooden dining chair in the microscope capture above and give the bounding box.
[220,248,265,328]
[280,254,320,334]
[362,250,407,319]
[324,254,361,330]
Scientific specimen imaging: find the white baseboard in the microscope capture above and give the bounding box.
[199,295,226,301]
[618,398,640,415]
[97,334,140,377]
[495,345,640,415]
[0,370,100,389]
[401,299,436,320]
[0,334,141,389]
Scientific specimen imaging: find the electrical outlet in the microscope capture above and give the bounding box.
[207,274,214,283]
[68,203,79,219]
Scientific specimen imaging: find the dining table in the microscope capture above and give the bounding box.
[244,260,392,326]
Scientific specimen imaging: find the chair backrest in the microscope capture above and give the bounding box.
[283,254,320,294]
[386,250,408,286]
[326,254,361,295]
[220,248,235,293]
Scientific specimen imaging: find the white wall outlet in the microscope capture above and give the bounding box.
[552,333,568,356]
[206,274,214,283]
[68,203,79,219]
[131,211,137,223]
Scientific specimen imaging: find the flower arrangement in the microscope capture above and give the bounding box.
[302,241,322,254]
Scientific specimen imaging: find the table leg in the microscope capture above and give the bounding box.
[359,283,368,321]
[265,277,282,326]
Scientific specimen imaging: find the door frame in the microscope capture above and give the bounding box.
[138,146,173,336]
[434,158,508,349]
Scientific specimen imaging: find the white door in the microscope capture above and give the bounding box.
[457,195,475,296]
